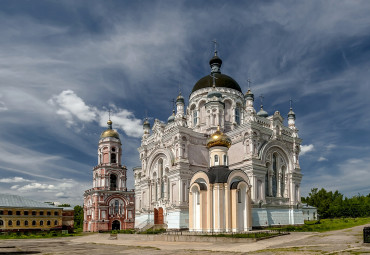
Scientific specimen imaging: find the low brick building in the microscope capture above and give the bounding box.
[0,194,63,232]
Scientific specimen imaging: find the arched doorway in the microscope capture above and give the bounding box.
[154,207,164,224]
[112,220,120,230]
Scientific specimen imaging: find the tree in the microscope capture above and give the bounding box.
[58,204,71,207]
[74,205,84,230]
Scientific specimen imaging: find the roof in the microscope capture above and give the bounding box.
[0,194,60,209]
[191,73,242,94]
[207,166,232,183]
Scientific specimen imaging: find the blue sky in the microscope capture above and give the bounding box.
[0,0,369,205]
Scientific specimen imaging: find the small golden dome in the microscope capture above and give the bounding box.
[100,119,120,139]
[206,126,232,148]
[100,129,120,139]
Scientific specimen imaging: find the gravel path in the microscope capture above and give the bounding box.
[1,224,369,254]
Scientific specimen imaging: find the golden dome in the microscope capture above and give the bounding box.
[206,126,232,148]
[100,120,120,139]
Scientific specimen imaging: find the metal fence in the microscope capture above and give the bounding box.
[364,227,370,243]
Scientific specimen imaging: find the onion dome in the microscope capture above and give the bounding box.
[209,53,222,68]
[206,126,232,148]
[244,89,254,100]
[100,120,120,139]
[257,106,268,118]
[167,110,175,123]
[143,118,150,128]
[191,52,242,94]
[176,92,184,104]
[288,107,296,120]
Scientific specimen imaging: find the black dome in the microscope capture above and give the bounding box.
[191,73,242,94]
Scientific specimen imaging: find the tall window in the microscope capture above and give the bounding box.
[40,221,44,226]
[223,155,228,166]
[24,220,28,226]
[114,200,119,214]
[193,110,198,126]
[32,220,36,226]
[0,220,4,226]
[8,220,12,226]
[235,107,240,124]
[161,182,164,198]
[111,153,116,163]
[214,155,219,166]
[272,154,277,197]
[281,167,285,197]
[110,174,117,190]
[16,220,20,226]
[54,220,58,226]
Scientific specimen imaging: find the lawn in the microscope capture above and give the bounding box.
[270,217,370,232]
[0,230,83,239]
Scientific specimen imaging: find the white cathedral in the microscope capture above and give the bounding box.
[134,49,304,230]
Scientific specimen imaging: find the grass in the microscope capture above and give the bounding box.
[138,228,166,234]
[0,230,83,239]
[268,217,370,232]
[213,232,281,239]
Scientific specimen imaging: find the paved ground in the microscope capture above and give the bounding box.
[1,224,370,254]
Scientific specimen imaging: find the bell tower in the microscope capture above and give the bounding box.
[83,119,135,232]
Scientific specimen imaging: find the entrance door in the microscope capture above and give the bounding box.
[154,208,158,224]
[154,208,164,224]
[158,207,164,224]
[112,220,120,230]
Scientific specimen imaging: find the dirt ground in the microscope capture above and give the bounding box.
[1,224,370,254]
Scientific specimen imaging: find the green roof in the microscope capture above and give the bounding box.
[0,194,59,209]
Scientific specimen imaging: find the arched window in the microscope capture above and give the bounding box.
[54,220,58,226]
[110,174,117,190]
[214,155,219,166]
[223,155,228,166]
[47,220,51,226]
[111,153,116,163]
[40,220,44,226]
[193,110,198,126]
[272,154,277,197]
[16,220,20,226]
[8,220,12,226]
[0,220,3,226]
[265,163,270,197]
[281,166,286,197]
[114,200,119,214]
[235,107,240,124]
[24,220,28,226]
[32,220,36,226]
[158,159,163,178]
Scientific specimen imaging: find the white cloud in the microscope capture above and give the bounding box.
[0,177,33,183]
[302,157,370,196]
[300,144,314,156]
[48,90,97,125]
[318,157,328,162]
[49,90,143,137]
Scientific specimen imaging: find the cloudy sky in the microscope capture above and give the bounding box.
[0,0,369,205]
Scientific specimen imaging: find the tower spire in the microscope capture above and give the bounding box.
[212,39,218,56]
[210,39,222,74]
[107,109,113,129]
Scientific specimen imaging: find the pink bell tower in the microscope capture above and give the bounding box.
[83,119,135,232]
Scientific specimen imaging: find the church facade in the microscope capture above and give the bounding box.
[83,120,135,232]
[134,49,304,230]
